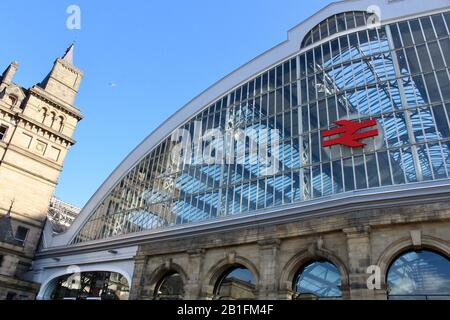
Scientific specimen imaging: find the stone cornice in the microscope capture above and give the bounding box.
[29,86,83,120]
[19,114,76,146]
[0,103,76,145]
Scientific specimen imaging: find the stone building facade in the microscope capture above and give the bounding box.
[0,46,83,299]
[128,198,450,300]
[31,0,450,300]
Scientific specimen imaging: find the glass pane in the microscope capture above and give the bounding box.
[294,261,342,298]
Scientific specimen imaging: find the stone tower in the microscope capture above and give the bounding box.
[0,45,83,299]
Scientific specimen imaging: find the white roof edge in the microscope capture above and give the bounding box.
[47,0,450,248]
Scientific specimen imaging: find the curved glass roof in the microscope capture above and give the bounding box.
[301,11,371,48]
[72,11,450,244]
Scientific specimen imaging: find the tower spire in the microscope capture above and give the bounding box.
[61,43,75,65]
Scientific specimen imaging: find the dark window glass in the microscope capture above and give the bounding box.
[439,39,450,67]
[424,73,441,103]
[405,47,421,74]
[377,151,392,186]
[420,17,436,41]
[390,24,403,48]
[301,79,307,105]
[355,11,365,27]
[436,70,450,101]
[432,104,450,138]
[269,69,276,91]
[336,13,346,32]
[432,14,447,38]
[366,153,380,188]
[283,61,290,85]
[345,12,355,29]
[416,45,432,73]
[309,103,318,130]
[15,226,28,245]
[313,27,320,43]
[388,250,450,299]
[255,76,261,95]
[413,74,429,104]
[276,65,283,87]
[291,83,298,107]
[0,125,8,141]
[409,19,425,44]
[299,54,306,78]
[343,158,354,191]
[444,12,450,31]
[290,58,297,82]
[354,157,367,189]
[428,41,445,70]
[262,72,268,93]
[328,16,337,35]
[283,86,291,110]
[398,21,413,47]
[332,160,343,193]
[320,22,328,40]
[314,46,322,67]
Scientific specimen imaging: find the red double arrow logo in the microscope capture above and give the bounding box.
[322,119,379,148]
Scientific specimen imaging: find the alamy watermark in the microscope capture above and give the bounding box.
[66,5,81,30]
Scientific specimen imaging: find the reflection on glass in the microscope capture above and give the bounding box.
[72,11,450,244]
[214,266,256,300]
[155,272,184,300]
[44,271,129,300]
[294,261,342,299]
[388,250,450,300]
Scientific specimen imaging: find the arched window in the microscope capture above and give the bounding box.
[43,271,129,300]
[214,265,256,300]
[387,250,450,300]
[293,260,342,299]
[57,116,64,132]
[154,272,184,300]
[49,112,56,129]
[41,108,48,124]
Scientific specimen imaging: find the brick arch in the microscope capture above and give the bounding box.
[202,255,260,299]
[279,248,350,298]
[142,262,189,299]
[376,235,450,287]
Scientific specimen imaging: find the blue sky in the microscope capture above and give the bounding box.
[2,0,333,208]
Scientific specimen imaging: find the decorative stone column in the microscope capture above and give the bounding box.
[129,255,148,300]
[343,226,377,300]
[184,249,205,299]
[257,239,281,300]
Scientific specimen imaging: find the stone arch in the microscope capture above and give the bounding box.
[279,248,350,299]
[56,115,65,132]
[202,255,260,299]
[40,107,48,123]
[143,262,189,299]
[37,266,132,300]
[376,234,450,287]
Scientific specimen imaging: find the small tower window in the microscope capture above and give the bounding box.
[8,95,17,106]
[0,125,8,141]
[15,226,29,246]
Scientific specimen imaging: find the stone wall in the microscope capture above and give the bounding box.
[130,201,450,300]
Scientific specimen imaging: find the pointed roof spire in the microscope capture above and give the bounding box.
[0,200,17,244]
[1,61,19,85]
[61,43,75,64]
